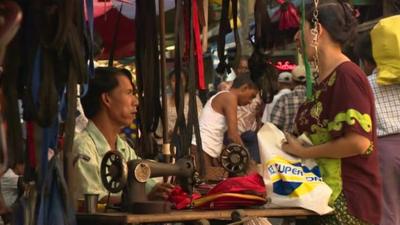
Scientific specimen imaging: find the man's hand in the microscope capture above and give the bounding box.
[281,132,306,158]
[147,183,175,201]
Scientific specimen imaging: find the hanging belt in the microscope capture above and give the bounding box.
[192,0,205,90]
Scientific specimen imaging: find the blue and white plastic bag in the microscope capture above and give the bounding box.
[257,123,333,214]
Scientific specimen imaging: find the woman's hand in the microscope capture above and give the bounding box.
[281,132,307,158]
[147,182,175,200]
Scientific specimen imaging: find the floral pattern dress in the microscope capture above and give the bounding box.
[294,62,382,225]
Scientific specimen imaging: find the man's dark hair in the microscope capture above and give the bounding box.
[305,0,358,47]
[354,32,376,66]
[81,67,133,119]
[231,73,258,89]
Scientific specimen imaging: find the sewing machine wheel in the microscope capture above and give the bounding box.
[220,143,250,174]
[100,151,127,193]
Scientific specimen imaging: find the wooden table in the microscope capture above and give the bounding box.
[76,208,322,225]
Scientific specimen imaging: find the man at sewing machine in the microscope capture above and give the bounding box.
[71,67,174,207]
[192,75,258,180]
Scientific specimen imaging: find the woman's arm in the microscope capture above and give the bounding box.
[282,131,371,159]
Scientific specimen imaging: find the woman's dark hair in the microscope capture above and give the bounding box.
[81,67,133,119]
[305,0,358,47]
[354,32,376,66]
[248,50,278,103]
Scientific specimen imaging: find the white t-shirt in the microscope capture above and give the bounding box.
[192,91,228,158]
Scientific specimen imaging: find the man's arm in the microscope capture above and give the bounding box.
[221,94,244,145]
[72,140,109,203]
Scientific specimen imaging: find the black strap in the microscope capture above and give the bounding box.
[136,0,162,159]
[108,4,123,67]
[170,0,204,176]
[215,0,231,74]
[254,0,273,50]
[171,0,186,159]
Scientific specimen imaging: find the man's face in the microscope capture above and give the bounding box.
[238,86,258,106]
[236,59,249,75]
[104,75,138,127]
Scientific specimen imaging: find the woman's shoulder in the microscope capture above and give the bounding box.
[336,61,366,77]
[335,61,369,84]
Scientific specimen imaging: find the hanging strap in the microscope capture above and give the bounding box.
[85,0,95,78]
[26,121,36,169]
[231,0,241,66]
[108,4,124,67]
[300,0,313,100]
[37,157,77,225]
[136,0,162,159]
[192,0,205,90]
[216,0,231,74]
[254,0,273,50]
[172,0,187,159]
[187,0,204,176]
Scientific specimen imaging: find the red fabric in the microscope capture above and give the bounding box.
[168,186,201,209]
[183,1,206,90]
[196,173,267,209]
[207,172,266,196]
[274,1,300,31]
[94,8,136,59]
[26,121,36,168]
[192,0,205,90]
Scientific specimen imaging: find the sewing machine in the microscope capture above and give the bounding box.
[220,143,251,176]
[100,151,195,214]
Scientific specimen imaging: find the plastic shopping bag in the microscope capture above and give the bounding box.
[257,123,333,215]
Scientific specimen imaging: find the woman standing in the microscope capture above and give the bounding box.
[282,1,382,224]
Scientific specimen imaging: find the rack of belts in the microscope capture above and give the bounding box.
[135,0,205,179]
[0,0,93,224]
[216,0,241,75]
[169,0,205,176]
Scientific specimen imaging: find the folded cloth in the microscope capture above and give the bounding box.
[193,173,267,209]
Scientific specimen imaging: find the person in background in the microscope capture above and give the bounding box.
[235,57,263,163]
[261,71,293,123]
[354,17,400,225]
[217,56,250,92]
[282,1,382,224]
[270,65,306,133]
[235,56,250,75]
[72,67,174,207]
[165,69,203,140]
[192,75,258,180]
